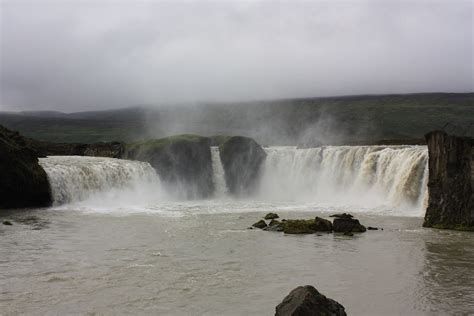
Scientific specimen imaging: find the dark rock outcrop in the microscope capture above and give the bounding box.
[332,217,366,233]
[275,285,347,316]
[123,135,214,199]
[423,131,474,230]
[219,136,266,196]
[313,217,333,231]
[265,212,280,220]
[0,125,52,209]
[252,219,268,229]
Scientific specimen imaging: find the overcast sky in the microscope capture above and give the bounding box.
[1,0,472,112]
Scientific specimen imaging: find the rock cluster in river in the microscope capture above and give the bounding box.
[252,213,367,235]
[275,285,347,316]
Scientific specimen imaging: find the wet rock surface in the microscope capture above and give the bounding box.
[423,131,474,230]
[0,125,52,209]
[251,213,369,235]
[265,212,280,220]
[275,285,347,316]
[219,136,266,196]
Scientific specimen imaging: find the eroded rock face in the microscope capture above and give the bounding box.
[275,285,347,316]
[0,125,52,209]
[423,131,474,230]
[219,136,266,196]
[123,135,214,199]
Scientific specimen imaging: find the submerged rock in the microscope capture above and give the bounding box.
[219,136,266,196]
[367,226,379,230]
[3,220,13,225]
[252,220,268,229]
[264,212,280,220]
[333,218,366,233]
[123,135,214,199]
[0,125,52,209]
[275,285,347,316]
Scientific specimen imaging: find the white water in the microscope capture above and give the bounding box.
[39,156,164,207]
[211,147,227,197]
[39,146,428,217]
[259,146,428,215]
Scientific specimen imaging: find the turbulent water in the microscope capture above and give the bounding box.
[38,146,428,217]
[39,156,163,206]
[259,146,428,215]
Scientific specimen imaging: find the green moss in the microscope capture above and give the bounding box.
[281,219,317,234]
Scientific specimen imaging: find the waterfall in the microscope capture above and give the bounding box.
[258,146,428,213]
[211,147,227,197]
[39,156,163,205]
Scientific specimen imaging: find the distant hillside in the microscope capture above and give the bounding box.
[1,93,472,145]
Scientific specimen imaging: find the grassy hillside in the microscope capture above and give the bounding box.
[1,93,472,145]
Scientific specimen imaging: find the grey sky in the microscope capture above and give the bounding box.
[1,0,472,111]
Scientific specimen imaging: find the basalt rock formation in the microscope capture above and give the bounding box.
[275,285,347,316]
[219,136,266,196]
[0,125,52,209]
[423,131,474,230]
[123,135,214,199]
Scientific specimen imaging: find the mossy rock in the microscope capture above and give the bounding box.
[123,135,213,199]
[252,220,267,229]
[0,125,52,209]
[281,219,317,234]
[219,136,266,196]
[264,212,279,220]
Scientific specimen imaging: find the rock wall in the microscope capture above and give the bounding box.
[123,135,214,199]
[36,141,124,158]
[423,130,474,230]
[219,136,266,196]
[0,125,52,209]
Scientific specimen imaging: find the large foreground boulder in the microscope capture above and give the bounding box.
[0,125,52,209]
[219,136,266,196]
[423,131,474,230]
[275,285,347,316]
[123,135,214,199]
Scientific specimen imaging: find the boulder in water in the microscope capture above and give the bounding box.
[264,212,279,220]
[264,219,284,232]
[252,220,268,229]
[281,219,317,234]
[313,217,333,232]
[275,285,347,316]
[333,218,366,233]
[219,136,266,196]
[3,220,13,225]
[123,135,214,199]
[0,125,52,209]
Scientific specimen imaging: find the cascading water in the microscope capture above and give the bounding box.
[39,156,163,206]
[211,147,227,197]
[258,146,428,214]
